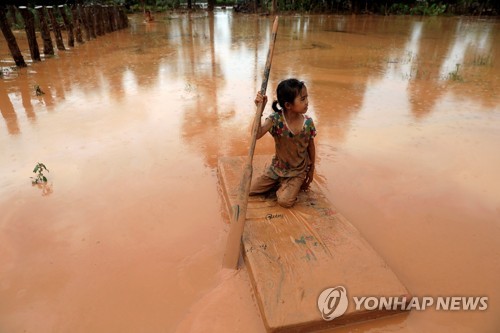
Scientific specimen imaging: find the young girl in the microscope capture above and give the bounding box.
[250,78,317,208]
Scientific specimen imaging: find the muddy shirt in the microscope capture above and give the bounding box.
[266,111,317,179]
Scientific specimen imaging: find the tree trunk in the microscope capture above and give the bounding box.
[112,6,120,30]
[7,5,19,27]
[58,5,74,47]
[35,6,55,55]
[104,6,112,33]
[86,6,97,39]
[71,5,84,44]
[0,5,27,67]
[108,7,115,31]
[208,0,215,11]
[80,5,91,40]
[272,0,277,14]
[99,6,106,35]
[47,6,65,50]
[118,7,128,29]
[352,0,360,14]
[19,6,41,62]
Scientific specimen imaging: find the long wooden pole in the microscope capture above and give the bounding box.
[223,16,279,270]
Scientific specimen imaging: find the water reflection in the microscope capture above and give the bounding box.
[1,13,498,147]
[440,19,493,78]
[0,88,20,135]
[1,12,499,333]
[32,182,54,196]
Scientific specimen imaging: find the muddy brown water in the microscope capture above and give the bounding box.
[1,12,499,333]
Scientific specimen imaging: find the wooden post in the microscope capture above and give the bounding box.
[113,6,121,30]
[118,7,126,29]
[19,6,41,62]
[121,7,129,28]
[99,6,107,35]
[71,5,84,44]
[47,6,65,50]
[58,5,74,47]
[79,5,91,41]
[111,6,118,31]
[101,6,110,34]
[35,6,55,55]
[0,5,27,67]
[222,17,279,270]
[88,6,97,39]
[107,6,116,32]
[92,6,99,36]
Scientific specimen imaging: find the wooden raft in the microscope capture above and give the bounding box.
[218,156,410,332]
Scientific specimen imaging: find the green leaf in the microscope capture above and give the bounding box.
[42,176,47,182]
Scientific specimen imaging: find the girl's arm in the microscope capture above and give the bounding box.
[302,138,316,190]
[255,92,273,140]
[256,118,273,139]
[308,138,316,166]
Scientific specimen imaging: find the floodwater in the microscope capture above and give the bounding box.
[1,11,499,333]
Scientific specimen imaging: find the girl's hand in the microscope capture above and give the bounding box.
[302,165,315,191]
[254,91,268,109]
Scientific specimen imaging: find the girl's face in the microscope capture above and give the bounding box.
[287,86,309,114]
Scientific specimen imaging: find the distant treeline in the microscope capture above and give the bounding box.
[1,0,498,15]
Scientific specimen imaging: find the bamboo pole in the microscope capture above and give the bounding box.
[222,16,279,270]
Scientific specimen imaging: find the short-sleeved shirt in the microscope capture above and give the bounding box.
[265,111,317,179]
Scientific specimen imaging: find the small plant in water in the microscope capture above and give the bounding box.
[448,63,463,82]
[472,54,491,66]
[31,162,49,184]
[34,84,45,96]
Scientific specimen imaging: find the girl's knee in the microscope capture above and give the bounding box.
[277,196,296,208]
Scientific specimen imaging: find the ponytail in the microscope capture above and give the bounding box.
[272,100,282,113]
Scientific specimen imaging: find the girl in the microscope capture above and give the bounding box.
[250,78,317,208]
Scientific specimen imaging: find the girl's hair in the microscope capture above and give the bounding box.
[272,78,305,113]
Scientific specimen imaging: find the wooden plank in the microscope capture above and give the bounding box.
[218,155,411,332]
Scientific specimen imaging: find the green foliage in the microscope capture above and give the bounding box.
[31,162,49,184]
[390,3,411,14]
[389,1,446,15]
[2,0,496,15]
